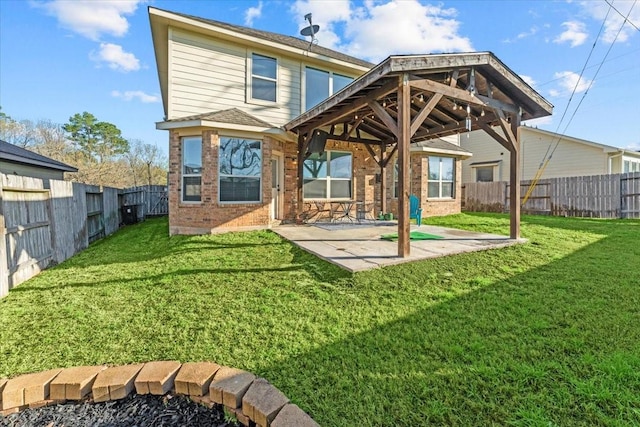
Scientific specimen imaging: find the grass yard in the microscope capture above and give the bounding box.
[1,213,639,426]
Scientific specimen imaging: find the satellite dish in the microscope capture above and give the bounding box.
[300,13,320,52]
[300,25,320,37]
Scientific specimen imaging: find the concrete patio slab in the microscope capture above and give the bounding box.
[273,222,522,272]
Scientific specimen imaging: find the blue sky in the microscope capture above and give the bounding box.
[1,0,639,156]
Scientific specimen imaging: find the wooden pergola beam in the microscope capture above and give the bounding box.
[297,80,398,137]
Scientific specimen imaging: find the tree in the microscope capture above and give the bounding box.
[63,112,129,164]
[0,108,37,147]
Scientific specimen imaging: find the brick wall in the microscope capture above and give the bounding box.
[168,131,463,234]
[168,129,274,235]
[384,153,462,219]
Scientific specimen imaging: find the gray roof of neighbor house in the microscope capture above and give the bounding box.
[0,140,78,172]
[163,8,375,69]
[165,108,274,128]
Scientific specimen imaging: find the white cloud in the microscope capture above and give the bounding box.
[554,21,588,47]
[34,0,143,41]
[90,43,140,72]
[291,0,472,62]
[551,71,593,97]
[111,90,160,103]
[624,142,640,151]
[580,0,640,43]
[245,1,263,26]
[520,74,536,88]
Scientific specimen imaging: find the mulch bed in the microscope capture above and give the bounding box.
[0,393,241,427]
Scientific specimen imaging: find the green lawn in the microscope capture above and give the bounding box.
[1,214,639,426]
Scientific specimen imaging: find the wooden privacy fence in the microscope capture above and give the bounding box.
[0,175,168,298]
[462,172,640,219]
[121,185,168,221]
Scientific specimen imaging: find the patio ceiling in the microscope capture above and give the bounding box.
[284,52,553,258]
[285,52,552,144]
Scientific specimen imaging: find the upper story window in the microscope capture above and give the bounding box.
[182,136,202,202]
[303,151,352,199]
[251,53,277,103]
[428,156,455,199]
[219,137,262,203]
[305,67,353,111]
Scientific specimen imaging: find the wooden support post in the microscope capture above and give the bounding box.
[380,142,387,216]
[510,114,521,239]
[397,73,411,257]
[0,177,8,298]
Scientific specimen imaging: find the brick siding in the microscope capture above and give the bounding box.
[168,132,462,234]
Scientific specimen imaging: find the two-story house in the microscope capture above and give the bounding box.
[149,7,552,249]
[149,7,477,235]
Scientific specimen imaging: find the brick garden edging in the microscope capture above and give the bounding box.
[0,361,318,427]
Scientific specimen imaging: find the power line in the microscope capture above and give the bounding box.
[560,1,638,136]
[605,0,640,32]
[522,0,637,205]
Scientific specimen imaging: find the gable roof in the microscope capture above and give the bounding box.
[286,52,553,142]
[0,140,77,172]
[149,7,374,118]
[166,8,374,69]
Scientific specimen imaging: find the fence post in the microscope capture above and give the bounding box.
[0,176,8,298]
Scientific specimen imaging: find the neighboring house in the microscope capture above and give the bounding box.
[149,7,475,235]
[0,139,77,180]
[459,126,640,183]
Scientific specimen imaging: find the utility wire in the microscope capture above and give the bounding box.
[522,1,636,205]
[605,0,640,32]
[560,1,637,137]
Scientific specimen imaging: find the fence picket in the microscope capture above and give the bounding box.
[0,174,168,298]
[464,172,639,219]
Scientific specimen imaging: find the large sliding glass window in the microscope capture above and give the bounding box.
[182,136,202,202]
[219,137,262,203]
[303,151,352,199]
[251,53,277,102]
[305,67,353,110]
[428,157,455,198]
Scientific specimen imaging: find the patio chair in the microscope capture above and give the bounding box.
[410,195,423,227]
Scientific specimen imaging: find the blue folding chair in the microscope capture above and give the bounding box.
[409,195,423,227]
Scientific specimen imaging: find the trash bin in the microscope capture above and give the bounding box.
[121,205,138,225]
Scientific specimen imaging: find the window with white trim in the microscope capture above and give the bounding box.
[428,156,455,198]
[251,53,277,102]
[219,137,262,203]
[303,151,352,199]
[475,166,494,182]
[305,67,353,111]
[182,136,202,202]
[624,159,640,173]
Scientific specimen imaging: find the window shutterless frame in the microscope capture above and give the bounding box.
[181,136,202,203]
[303,66,354,111]
[302,150,353,200]
[218,137,263,203]
[428,156,455,199]
[249,52,278,104]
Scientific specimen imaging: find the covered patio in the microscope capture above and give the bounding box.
[285,52,553,257]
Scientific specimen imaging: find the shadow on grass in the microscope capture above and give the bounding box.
[258,219,640,426]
